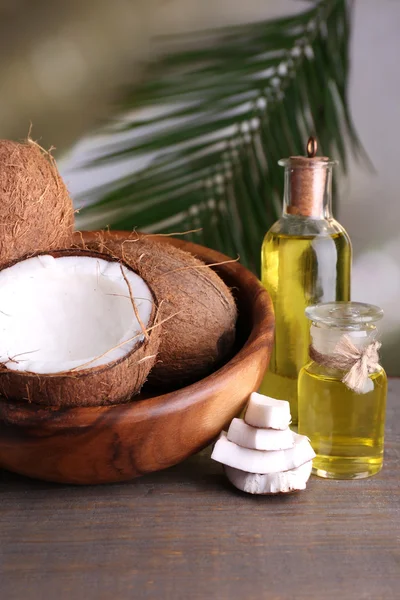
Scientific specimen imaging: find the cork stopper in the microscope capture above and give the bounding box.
[280,137,333,217]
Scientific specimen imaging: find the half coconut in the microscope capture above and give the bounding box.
[0,249,160,406]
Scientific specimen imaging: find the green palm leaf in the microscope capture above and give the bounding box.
[76,0,367,274]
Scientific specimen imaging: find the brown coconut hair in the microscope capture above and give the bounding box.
[0,139,74,267]
[76,232,238,387]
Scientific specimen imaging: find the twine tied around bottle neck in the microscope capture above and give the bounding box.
[309,335,382,393]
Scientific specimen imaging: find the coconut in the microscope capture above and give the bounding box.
[0,139,74,267]
[76,232,237,387]
[211,431,316,474]
[0,249,160,406]
[224,461,313,494]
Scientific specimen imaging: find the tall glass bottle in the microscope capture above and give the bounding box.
[259,138,352,424]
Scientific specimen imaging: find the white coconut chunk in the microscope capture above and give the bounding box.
[225,461,313,494]
[244,392,291,429]
[227,418,294,451]
[211,431,315,474]
[0,255,154,374]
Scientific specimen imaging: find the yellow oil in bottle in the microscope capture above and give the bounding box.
[298,362,387,479]
[260,228,351,423]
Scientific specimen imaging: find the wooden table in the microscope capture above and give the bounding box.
[1,380,399,600]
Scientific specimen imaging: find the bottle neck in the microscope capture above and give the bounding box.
[283,165,333,219]
[310,324,377,357]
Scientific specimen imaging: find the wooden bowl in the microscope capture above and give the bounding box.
[0,232,274,484]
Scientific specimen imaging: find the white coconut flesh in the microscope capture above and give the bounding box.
[211,431,316,474]
[0,254,154,374]
[225,461,313,494]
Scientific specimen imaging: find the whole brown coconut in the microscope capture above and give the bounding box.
[0,139,74,267]
[77,232,238,387]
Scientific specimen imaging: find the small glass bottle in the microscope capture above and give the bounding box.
[298,302,387,479]
[260,138,352,424]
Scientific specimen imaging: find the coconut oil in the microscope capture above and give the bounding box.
[298,302,387,479]
[260,144,351,423]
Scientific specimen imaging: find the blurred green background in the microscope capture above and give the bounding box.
[0,0,399,373]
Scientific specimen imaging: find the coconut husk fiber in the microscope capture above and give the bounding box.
[0,249,161,407]
[0,139,74,267]
[76,232,238,387]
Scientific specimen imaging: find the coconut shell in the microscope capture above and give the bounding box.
[76,232,238,387]
[0,139,74,267]
[0,249,160,407]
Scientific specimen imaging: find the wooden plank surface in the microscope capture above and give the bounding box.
[0,380,399,600]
